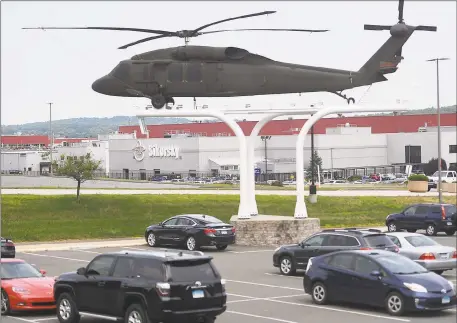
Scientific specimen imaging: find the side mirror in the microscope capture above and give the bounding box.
[39,269,47,275]
[77,267,86,275]
[370,270,382,278]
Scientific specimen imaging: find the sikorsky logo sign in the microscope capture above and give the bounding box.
[133,140,180,162]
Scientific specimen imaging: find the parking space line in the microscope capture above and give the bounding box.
[267,299,410,322]
[70,249,102,254]
[32,318,57,322]
[19,252,89,263]
[227,293,258,299]
[227,310,298,323]
[4,317,37,323]
[264,273,302,279]
[227,293,306,304]
[226,279,302,291]
[123,247,148,251]
[228,250,276,254]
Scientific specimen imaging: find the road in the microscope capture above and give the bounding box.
[2,233,456,323]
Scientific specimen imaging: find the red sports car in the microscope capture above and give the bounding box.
[1,258,56,315]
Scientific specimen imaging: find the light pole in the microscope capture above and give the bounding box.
[261,135,271,182]
[426,57,449,204]
[47,102,54,175]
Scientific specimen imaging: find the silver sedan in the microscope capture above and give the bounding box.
[386,232,457,275]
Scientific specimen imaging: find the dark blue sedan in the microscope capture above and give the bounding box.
[303,249,456,316]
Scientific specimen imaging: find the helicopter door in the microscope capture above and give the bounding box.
[149,62,170,94]
[184,62,205,95]
[166,62,186,94]
[202,62,220,94]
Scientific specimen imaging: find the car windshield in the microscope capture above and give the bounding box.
[377,255,428,274]
[1,262,42,279]
[405,235,439,247]
[432,171,448,177]
[364,234,395,248]
[197,215,223,224]
[167,260,217,282]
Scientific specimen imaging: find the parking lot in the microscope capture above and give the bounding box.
[3,234,456,323]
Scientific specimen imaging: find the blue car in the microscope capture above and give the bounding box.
[303,249,456,316]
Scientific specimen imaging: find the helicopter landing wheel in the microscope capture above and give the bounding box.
[332,91,355,105]
[151,95,166,109]
[347,97,355,105]
[165,96,175,105]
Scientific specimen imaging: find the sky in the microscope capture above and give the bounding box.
[1,1,456,125]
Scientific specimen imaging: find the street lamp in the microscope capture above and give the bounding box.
[47,102,54,175]
[426,57,449,204]
[261,135,271,182]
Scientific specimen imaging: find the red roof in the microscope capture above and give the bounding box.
[1,135,49,145]
[118,113,457,138]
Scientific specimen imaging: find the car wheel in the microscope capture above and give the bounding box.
[279,256,295,275]
[385,292,405,316]
[186,236,197,251]
[57,293,80,323]
[125,303,149,323]
[433,270,444,275]
[425,224,437,236]
[445,230,456,236]
[146,232,157,247]
[1,289,10,315]
[311,282,328,305]
[216,244,228,251]
[387,222,397,232]
[406,229,417,233]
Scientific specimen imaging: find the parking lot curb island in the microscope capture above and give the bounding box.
[230,214,320,246]
[15,238,145,252]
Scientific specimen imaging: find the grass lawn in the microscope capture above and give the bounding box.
[2,195,455,242]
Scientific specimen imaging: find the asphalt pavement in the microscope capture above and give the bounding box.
[2,234,456,323]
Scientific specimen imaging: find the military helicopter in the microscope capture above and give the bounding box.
[24,0,436,109]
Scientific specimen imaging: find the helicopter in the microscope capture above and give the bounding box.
[24,0,436,110]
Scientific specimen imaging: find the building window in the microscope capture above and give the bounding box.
[153,169,160,175]
[404,145,421,164]
[450,163,457,171]
[449,145,457,154]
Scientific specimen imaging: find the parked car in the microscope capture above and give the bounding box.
[386,232,457,275]
[429,170,457,185]
[1,258,55,315]
[273,228,399,275]
[145,214,236,251]
[304,250,456,316]
[386,203,457,236]
[1,237,15,258]
[54,249,227,323]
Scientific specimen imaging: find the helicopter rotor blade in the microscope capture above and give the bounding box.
[398,0,404,23]
[118,34,172,49]
[22,26,175,36]
[191,11,276,35]
[364,24,392,31]
[200,28,329,35]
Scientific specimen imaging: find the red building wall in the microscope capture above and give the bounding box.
[118,113,457,138]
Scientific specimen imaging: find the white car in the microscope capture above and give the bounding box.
[385,232,457,275]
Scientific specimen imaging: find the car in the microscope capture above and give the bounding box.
[145,214,236,251]
[385,232,457,275]
[386,203,457,236]
[1,258,55,315]
[53,249,227,323]
[303,249,456,316]
[272,228,399,275]
[1,237,16,258]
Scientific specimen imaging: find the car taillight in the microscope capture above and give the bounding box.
[394,246,399,253]
[6,242,14,247]
[360,247,372,250]
[204,228,216,235]
[231,227,236,234]
[453,251,457,259]
[156,282,170,297]
[441,206,446,220]
[221,279,226,292]
[419,253,436,260]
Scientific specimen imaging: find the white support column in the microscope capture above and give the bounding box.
[294,104,408,218]
[247,110,316,216]
[136,110,251,219]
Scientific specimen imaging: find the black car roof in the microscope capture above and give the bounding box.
[101,249,213,262]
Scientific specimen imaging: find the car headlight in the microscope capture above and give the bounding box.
[404,282,427,293]
[274,247,281,252]
[12,287,30,294]
[448,281,455,291]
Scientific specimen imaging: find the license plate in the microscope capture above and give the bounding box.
[192,290,204,298]
[221,231,227,235]
[440,253,450,259]
[447,222,452,225]
[442,296,450,304]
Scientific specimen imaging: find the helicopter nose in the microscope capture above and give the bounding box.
[92,75,125,95]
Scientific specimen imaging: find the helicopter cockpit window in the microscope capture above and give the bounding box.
[110,61,130,80]
[186,63,202,82]
[168,64,183,82]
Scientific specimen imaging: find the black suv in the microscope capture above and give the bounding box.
[54,249,227,323]
[386,203,457,236]
[273,228,399,275]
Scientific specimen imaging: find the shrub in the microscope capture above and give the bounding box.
[270,180,283,187]
[348,175,362,182]
[408,174,429,182]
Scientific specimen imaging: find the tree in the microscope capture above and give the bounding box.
[52,153,101,201]
[306,150,323,183]
[423,158,447,176]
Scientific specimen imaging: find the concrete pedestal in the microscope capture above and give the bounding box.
[230,215,320,247]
